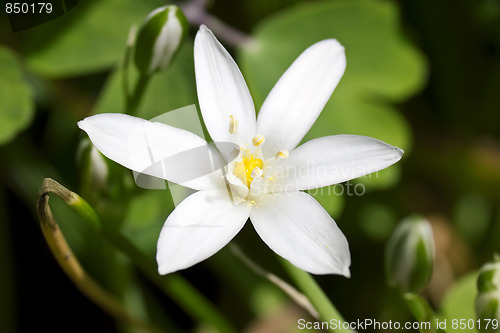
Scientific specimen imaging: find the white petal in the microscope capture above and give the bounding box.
[78,113,227,190]
[157,190,251,274]
[265,135,404,192]
[250,191,350,276]
[225,173,249,201]
[194,25,256,145]
[256,39,346,157]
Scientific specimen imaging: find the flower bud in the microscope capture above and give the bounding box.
[77,138,109,190]
[134,5,188,74]
[475,258,500,332]
[385,215,435,293]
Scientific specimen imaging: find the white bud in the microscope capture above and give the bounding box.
[476,258,500,332]
[134,6,188,74]
[385,215,435,293]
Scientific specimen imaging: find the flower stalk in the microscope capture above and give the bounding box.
[36,178,162,333]
[403,293,445,333]
[125,72,151,115]
[36,178,237,333]
[229,244,319,319]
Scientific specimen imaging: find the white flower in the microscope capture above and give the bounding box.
[78,25,403,277]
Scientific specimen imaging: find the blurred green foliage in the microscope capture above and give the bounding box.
[0,46,34,144]
[1,0,499,332]
[240,0,423,147]
[440,273,480,333]
[19,0,164,77]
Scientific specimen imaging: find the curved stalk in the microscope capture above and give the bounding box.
[37,178,237,333]
[37,180,162,333]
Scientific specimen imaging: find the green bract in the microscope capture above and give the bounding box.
[476,259,500,332]
[134,5,188,74]
[385,215,435,293]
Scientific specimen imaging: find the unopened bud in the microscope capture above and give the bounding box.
[77,138,109,189]
[134,5,188,74]
[475,257,500,332]
[385,215,435,293]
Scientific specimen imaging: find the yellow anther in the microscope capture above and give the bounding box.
[274,150,289,159]
[229,115,238,134]
[252,134,265,146]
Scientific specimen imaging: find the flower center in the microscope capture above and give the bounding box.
[233,150,263,187]
[226,116,289,194]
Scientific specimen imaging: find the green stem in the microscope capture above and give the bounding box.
[37,179,162,333]
[280,258,353,333]
[121,25,151,116]
[126,73,151,115]
[230,244,319,319]
[404,293,446,333]
[38,178,236,333]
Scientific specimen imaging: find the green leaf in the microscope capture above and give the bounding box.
[19,0,163,77]
[240,0,425,106]
[239,0,425,187]
[440,272,480,333]
[0,46,34,144]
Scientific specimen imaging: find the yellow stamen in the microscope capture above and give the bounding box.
[229,115,238,134]
[274,150,289,159]
[252,134,265,146]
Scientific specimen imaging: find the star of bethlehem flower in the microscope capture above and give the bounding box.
[78,25,403,277]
